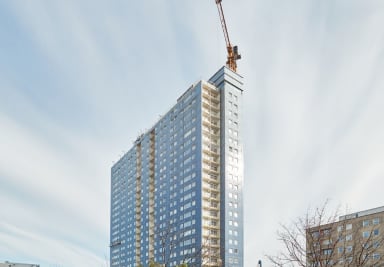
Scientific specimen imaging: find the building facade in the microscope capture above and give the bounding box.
[307,206,384,267]
[110,67,244,267]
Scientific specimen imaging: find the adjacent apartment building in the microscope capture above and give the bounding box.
[110,67,244,267]
[307,206,384,267]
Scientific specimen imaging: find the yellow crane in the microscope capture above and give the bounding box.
[215,0,241,72]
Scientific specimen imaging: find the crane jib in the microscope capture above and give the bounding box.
[214,0,241,72]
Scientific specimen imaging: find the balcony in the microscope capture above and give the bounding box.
[202,108,220,119]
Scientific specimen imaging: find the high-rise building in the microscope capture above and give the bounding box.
[110,66,244,267]
[307,206,384,267]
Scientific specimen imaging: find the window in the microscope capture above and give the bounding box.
[346,234,353,241]
[346,246,353,253]
[373,218,380,225]
[363,220,370,227]
[363,231,370,238]
[311,231,320,238]
[373,229,379,236]
[323,249,332,255]
[323,229,331,236]
[337,226,343,232]
[337,247,343,254]
[372,253,380,260]
[373,241,380,249]
[346,224,352,230]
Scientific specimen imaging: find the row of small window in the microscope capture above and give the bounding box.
[228,100,239,110]
[228,183,239,191]
[157,174,196,193]
[337,218,380,232]
[168,108,197,125]
[336,245,352,254]
[229,146,239,155]
[229,229,239,236]
[228,155,239,164]
[228,137,239,146]
[166,97,197,121]
[111,224,129,232]
[180,88,196,105]
[229,220,239,227]
[228,174,241,182]
[228,110,239,119]
[363,218,381,227]
[228,119,239,127]
[228,92,239,101]
[228,258,240,265]
[338,229,380,242]
[157,161,196,177]
[336,241,380,255]
[165,124,197,143]
[310,254,381,267]
[227,165,240,173]
[339,254,381,262]
[166,132,197,149]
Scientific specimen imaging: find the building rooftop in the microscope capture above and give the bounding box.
[339,206,384,221]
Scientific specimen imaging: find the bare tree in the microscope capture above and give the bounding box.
[266,201,384,267]
[149,221,220,267]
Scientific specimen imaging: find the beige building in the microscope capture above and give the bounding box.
[307,206,384,267]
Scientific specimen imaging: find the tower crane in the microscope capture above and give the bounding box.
[215,0,241,72]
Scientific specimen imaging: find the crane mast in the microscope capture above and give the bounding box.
[215,0,241,72]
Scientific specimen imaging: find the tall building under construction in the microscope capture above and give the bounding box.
[110,66,244,267]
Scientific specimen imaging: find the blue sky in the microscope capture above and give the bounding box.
[0,0,383,266]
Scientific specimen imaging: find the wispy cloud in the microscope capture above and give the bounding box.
[0,0,383,266]
[0,222,104,266]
